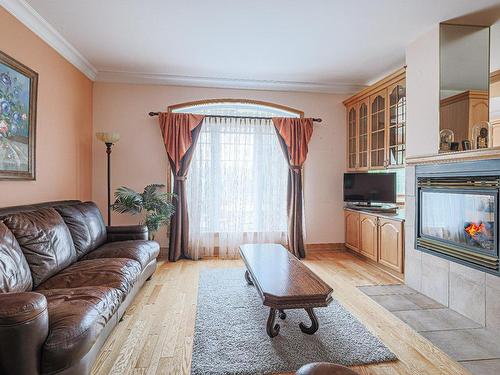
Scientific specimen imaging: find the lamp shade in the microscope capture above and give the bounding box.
[96,132,120,144]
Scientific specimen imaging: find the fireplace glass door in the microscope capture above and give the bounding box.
[419,189,496,255]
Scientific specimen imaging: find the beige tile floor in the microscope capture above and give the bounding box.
[360,284,500,375]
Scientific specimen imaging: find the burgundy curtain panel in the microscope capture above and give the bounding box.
[158,112,205,261]
[272,117,314,258]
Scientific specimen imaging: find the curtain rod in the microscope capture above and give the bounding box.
[148,112,322,123]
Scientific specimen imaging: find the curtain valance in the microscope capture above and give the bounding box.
[272,117,313,168]
[158,112,205,173]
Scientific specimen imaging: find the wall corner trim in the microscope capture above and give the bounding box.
[0,0,97,80]
[95,70,367,94]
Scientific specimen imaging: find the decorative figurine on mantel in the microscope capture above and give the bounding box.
[477,128,488,149]
[439,129,454,152]
[472,122,491,149]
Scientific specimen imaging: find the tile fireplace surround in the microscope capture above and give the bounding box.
[405,157,500,330]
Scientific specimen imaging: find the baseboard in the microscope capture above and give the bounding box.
[158,246,168,259]
[344,246,405,282]
[305,243,346,252]
[159,243,346,259]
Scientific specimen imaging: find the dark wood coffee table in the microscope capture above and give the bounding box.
[239,244,333,338]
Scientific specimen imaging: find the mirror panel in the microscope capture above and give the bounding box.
[439,23,490,152]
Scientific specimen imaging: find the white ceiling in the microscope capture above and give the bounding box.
[12,0,500,92]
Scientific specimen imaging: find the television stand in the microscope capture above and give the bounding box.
[346,203,397,213]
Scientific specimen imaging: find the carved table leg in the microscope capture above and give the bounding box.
[299,308,319,335]
[279,309,287,320]
[266,308,280,337]
[244,270,254,286]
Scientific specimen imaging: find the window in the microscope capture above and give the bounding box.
[172,101,301,259]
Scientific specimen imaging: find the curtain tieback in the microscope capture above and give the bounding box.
[174,176,187,181]
[289,166,302,171]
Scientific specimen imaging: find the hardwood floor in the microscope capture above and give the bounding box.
[91,250,471,375]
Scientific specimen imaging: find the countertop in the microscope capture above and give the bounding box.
[344,206,405,222]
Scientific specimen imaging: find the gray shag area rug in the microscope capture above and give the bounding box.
[191,268,397,375]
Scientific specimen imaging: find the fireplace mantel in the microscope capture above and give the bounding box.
[407,147,500,165]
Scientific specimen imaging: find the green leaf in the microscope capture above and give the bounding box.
[112,184,175,236]
[144,212,171,234]
[112,184,176,236]
[112,186,143,214]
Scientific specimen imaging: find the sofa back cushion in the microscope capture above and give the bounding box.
[2,208,77,288]
[55,202,107,258]
[0,221,33,292]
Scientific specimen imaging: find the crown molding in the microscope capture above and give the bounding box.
[96,70,366,94]
[0,0,97,80]
[1,0,367,94]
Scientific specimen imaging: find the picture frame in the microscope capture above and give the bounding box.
[0,50,38,180]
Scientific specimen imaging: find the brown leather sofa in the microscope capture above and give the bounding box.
[0,200,160,375]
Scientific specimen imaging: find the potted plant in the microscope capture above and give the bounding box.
[112,184,175,240]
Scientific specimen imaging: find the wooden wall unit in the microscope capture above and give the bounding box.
[344,208,405,276]
[440,90,489,144]
[344,68,406,171]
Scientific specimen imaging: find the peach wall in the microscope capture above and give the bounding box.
[0,7,93,206]
[92,83,347,246]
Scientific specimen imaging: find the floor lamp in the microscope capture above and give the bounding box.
[96,132,120,226]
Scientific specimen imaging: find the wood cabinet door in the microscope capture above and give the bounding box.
[387,80,406,167]
[357,99,370,170]
[359,214,378,260]
[344,210,360,251]
[369,90,387,169]
[378,218,404,273]
[346,105,357,170]
[468,94,489,142]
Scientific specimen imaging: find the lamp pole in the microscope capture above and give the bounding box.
[96,132,120,226]
[106,142,113,226]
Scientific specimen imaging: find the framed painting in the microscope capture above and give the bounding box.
[0,50,37,180]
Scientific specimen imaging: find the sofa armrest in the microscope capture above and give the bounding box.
[107,225,149,242]
[0,292,49,375]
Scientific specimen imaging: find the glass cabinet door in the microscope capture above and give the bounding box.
[358,100,369,169]
[370,91,386,168]
[347,106,357,169]
[388,81,406,166]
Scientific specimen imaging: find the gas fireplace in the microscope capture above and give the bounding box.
[416,160,500,275]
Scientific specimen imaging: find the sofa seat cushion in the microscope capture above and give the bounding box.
[82,240,160,269]
[2,208,77,288]
[0,221,33,292]
[55,202,107,258]
[36,258,141,295]
[38,286,122,374]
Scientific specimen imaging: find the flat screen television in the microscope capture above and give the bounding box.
[344,172,396,205]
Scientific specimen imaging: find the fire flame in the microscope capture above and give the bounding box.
[464,223,485,238]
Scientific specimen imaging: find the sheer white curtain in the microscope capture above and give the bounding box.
[187,116,288,259]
